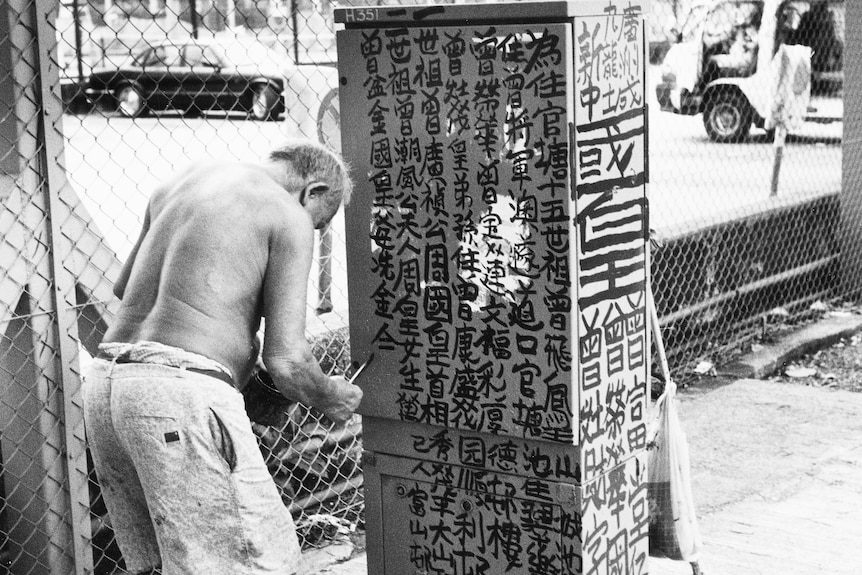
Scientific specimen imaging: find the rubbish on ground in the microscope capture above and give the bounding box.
[692,361,715,375]
[785,365,817,378]
[767,306,790,318]
[809,300,828,312]
[295,514,356,546]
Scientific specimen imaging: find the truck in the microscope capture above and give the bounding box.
[655,0,843,142]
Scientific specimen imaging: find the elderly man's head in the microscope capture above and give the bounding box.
[269,141,352,229]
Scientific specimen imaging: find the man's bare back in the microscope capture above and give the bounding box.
[104,148,361,422]
[84,142,361,575]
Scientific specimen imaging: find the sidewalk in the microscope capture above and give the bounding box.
[306,315,862,575]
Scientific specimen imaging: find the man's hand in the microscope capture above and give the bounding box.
[320,375,363,424]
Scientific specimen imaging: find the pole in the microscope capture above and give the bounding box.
[190,0,199,39]
[291,0,300,65]
[71,0,84,83]
[226,0,236,29]
[770,125,787,196]
[768,45,791,197]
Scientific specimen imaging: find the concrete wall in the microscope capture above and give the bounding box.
[841,0,862,293]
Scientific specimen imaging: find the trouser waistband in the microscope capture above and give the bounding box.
[104,355,235,387]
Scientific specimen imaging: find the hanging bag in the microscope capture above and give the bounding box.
[647,379,703,562]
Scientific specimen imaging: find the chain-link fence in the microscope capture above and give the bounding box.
[649,0,847,375]
[0,0,854,573]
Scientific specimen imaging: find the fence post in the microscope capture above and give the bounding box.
[0,2,16,178]
[0,1,94,574]
[37,0,95,570]
[842,0,862,297]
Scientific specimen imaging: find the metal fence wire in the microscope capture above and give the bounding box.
[0,0,852,573]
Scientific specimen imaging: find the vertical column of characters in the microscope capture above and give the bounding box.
[446,25,488,440]
[502,27,574,445]
[360,26,400,414]
[448,26,510,436]
[362,26,428,425]
[573,5,649,575]
[414,27,456,434]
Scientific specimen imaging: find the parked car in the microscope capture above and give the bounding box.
[656,0,843,142]
[85,38,289,120]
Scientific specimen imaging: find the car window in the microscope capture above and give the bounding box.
[138,45,181,67]
[134,48,154,67]
[203,46,225,67]
[219,42,282,67]
[184,44,221,67]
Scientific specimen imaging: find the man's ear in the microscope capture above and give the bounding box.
[300,182,330,206]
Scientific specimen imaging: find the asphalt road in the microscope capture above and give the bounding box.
[59,85,843,326]
[646,105,842,239]
[62,103,842,244]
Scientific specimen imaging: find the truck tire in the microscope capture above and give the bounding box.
[703,91,752,143]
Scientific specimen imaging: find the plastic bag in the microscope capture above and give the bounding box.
[647,382,703,562]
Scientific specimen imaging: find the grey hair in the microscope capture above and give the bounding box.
[268,140,353,205]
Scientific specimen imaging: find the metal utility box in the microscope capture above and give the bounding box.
[337,2,650,573]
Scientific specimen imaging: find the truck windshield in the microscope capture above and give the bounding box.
[702,1,763,81]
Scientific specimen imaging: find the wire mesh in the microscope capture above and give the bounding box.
[0,0,852,573]
[650,0,845,377]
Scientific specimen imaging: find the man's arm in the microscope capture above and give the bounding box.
[114,206,151,299]
[260,208,361,423]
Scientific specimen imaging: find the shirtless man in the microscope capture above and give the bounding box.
[82,140,363,575]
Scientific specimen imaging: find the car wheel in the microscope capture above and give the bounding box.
[703,91,751,143]
[115,84,146,118]
[251,84,280,121]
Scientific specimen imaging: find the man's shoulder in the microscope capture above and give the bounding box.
[154,161,312,233]
[158,162,273,204]
[267,198,314,240]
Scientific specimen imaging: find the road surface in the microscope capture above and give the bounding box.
[59,87,842,327]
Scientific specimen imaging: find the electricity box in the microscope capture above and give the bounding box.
[337,2,650,573]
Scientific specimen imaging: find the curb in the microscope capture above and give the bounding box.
[717,312,862,380]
